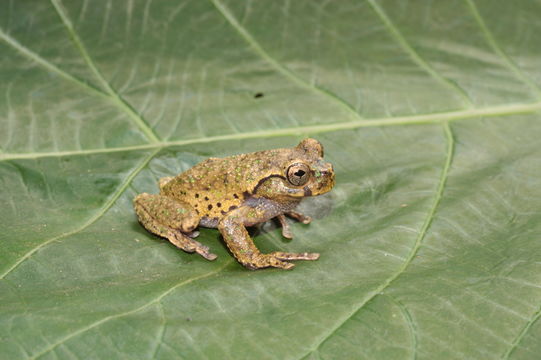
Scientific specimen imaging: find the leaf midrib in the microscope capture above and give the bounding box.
[1,0,539,166]
[1,100,540,162]
[1,1,540,358]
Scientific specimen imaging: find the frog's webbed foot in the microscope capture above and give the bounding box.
[219,208,319,270]
[219,213,293,270]
[168,230,217,261]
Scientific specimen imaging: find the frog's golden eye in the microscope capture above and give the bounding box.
[287,163,310,186]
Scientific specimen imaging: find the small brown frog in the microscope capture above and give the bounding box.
[133,138,335,270]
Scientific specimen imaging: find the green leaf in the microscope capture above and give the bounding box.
[1,1,541,359]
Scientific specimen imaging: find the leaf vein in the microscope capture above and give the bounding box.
[388,295,418,360]
[49,0,161,143]
[464,0,541,99]
[366,0,474,108]
[503,301,541,359]
[298,122,455,359]
[1,101,539,162]
[0,149,160,280]
[30,261,232,360]
[149,302,166,360]
[207,0,363,122]
[0,28,107,98]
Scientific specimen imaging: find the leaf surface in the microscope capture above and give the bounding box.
[1,1,541,359]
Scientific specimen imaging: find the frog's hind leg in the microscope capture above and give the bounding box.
[133,193,217,261]
[166,230,217,261]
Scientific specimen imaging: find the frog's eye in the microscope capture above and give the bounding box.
[287,163,310,186]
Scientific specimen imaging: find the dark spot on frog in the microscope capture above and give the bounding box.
[303,186,312,196]
[208,204,213,210]
[233,194,239,199]
[204,196,209,201]
[228,205,238,211]
[242,191,251,199]
[217,202,222,207]
[254,92,264,99]
[195,193,199,198]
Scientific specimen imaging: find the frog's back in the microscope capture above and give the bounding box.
[160,152,269,219]
[160,146,306,219]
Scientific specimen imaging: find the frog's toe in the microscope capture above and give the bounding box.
[276,214,294,239]
[271,251,320,261]
[267,256,295,270]
[274,260,295,270]
[167,231,216,260]
[281,228,293,239]
[196,250,218,261]
[197,248,218,261]
[286,211,312,224]
[186,230,200,238]
[242,255,294,270]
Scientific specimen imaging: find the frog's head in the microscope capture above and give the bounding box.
[285,138,335,197]
[253,138,335,200]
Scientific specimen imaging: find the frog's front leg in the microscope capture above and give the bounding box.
[276,214,293,239]
[134,193,217,260]
[276,211,312,239]
[219,206,319,270]
[286,210,312,224]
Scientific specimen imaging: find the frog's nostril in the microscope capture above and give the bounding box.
[321,163,333,172]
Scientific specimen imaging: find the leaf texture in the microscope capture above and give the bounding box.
[1,1,541,359]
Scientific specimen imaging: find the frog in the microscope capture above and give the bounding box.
[133,138,335,270]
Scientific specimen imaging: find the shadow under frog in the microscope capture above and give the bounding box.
[133,138,335,270]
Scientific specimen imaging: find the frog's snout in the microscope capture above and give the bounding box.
[324,163,334,176]
[310,162,335,195]
[322,164,335,188]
